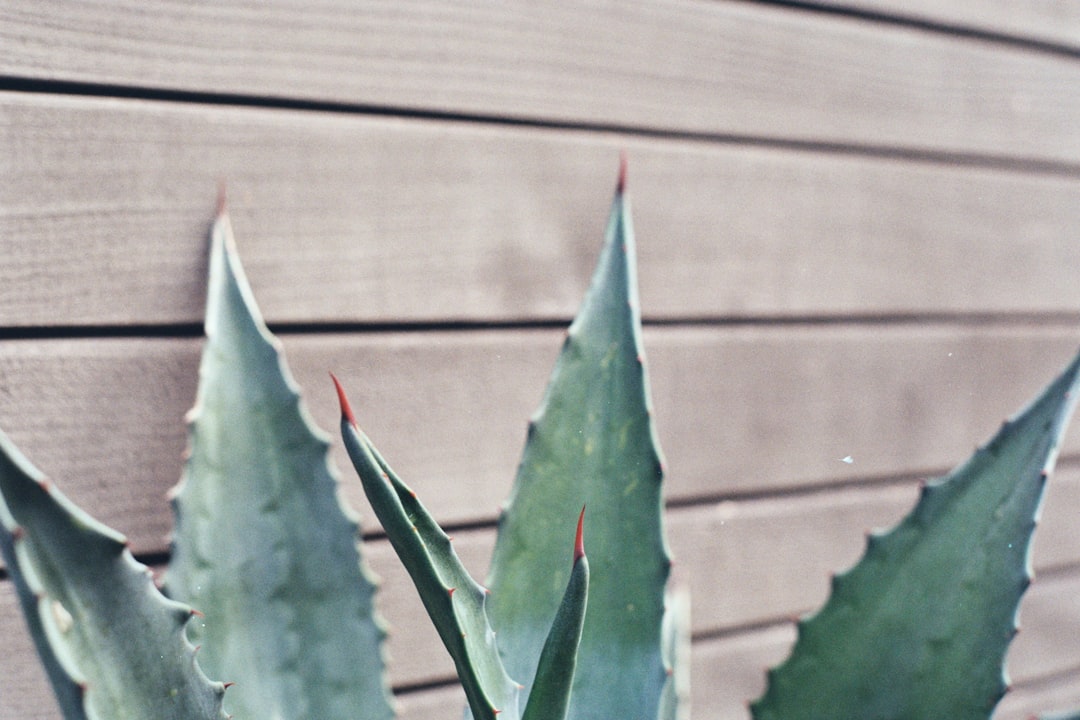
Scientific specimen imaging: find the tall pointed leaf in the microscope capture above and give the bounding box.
[752,351,1080,720]
[166,208,393,719]
[486,163,673,720]
[0,430,228,720]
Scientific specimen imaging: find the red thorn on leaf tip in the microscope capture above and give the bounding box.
[483,586,492,595]
[409,489,417,498]
[574,505,586,563]
[329,373,358,428]
[223,682,236,689]
[216,180,228,216]
[617,150,628,194]
[11,526,25,541]
[448,587,456,597]
[190,608,205,618]
[39,478,52,492]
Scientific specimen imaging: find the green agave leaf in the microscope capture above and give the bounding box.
[485,163,673,720]
[521,509,590,720]
[334,376,522,720]
[0,430,228,720]
[165,209,393,719]
[752,351,1080,720]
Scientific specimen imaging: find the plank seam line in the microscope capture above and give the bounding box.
[691,614,798,644]
[667,452,1080,511]
[4,75,1080,178]
[2,311,1079,341]
[737,0,1080,60]
[1010,662,1080,693]
[390,675,463,697]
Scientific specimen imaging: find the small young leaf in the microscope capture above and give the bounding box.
[522,508,590,720]
[0,430,228,720]
[166,209,393,719]
[752,351,1080,720]
[486,160,673,720]
[335,375,522,720]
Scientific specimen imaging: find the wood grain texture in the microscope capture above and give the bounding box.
[997,674,1080,720]
[6,93,1080,329]
[824,0,1080,48]
[6,0,1080,715]
[3,2,1080,162]
[2,326,1079,549]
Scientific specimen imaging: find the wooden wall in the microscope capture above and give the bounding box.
[3,2,1080,717]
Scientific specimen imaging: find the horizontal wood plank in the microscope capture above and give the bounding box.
[6,93,1080,329]
[996,673,1080,720]
[3,2,1080,162]
[1,326,1079,547]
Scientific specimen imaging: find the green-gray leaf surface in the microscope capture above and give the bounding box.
[166,209,393,720]
[752,350,1080,720]
[0,430,228,720]
[486,166,673,720]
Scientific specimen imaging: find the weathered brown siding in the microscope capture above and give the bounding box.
[2,2,1080,718]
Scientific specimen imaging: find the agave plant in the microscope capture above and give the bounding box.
[0,161,1077,720]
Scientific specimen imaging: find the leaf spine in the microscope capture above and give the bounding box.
[216,180,228,217]
[574,505,587,563]
[329,373,358,428]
